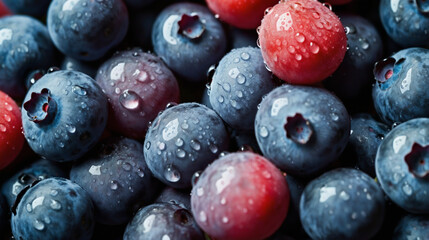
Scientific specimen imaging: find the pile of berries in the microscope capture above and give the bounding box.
[0,0,429,239]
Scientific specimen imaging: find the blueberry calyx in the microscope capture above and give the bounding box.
[405,142,429,178]
[374,57,396,84]
[284,113,313,144]
[178,14,205,40]
[23,88,57,124]
[415,0,429,15]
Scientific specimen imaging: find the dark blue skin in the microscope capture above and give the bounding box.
[380,0,429,47]
[155,187,192,210]
[1,159,67,208]
[375,118,429,213]
[347,113,390,177]
[3,0,51,17]
[61,56,98,79]
[324,14,383,101]
[254,85,350,177]
[0,15,58,99]
[228,26,258,49]
[11,177,95,240]
[152,2,227,82]
[123,203,204,240]
[70,136,159,225]
[300,168,385,240]
[393,214,429,240]
[209,47,278,131]
[144,102,229,189]
[21,70,108,162]
[372,48,429,125]
[47,0,129,61]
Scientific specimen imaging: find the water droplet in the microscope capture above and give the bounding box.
[119,90,141,110]
[220,197,227,205]
[351,212,357,220]
[190,139,201,151]
[295,54,302,61]
[72,85,87,96]
[259,126,269,138]
[4,114,11,122]
[143,214,155,233]
[228,67,240,78]
[199,211,207,222]
[122,162,132,171]
[240,52,250,60]
[158,142,166,151]
[0,124,6,132]
[360,38,370,50]
[50,199,61,210]
[330,113,339,121]
[222,83,231,92]
[288,46,296,54]
[312,12,320,19]
[66,124,76,133]
[26,203,32,212]
[175,138,184,147]
[222,216,229,223]
[309,42,320,54]
[192,171,202,186]
[295,33,305,43]
[218,96,224,103]
[196,187,204,196]
[162,235,170,240]
[339,191,350,201]
[209,144,218,154]
[236,74,246,84]
[136,168,145,178]
[44,216,51,224]
[262,171,271,179]
[176,149,186,158]
[110,180,119,190]
[165,166,181,182]
[402,182,413,195]
[50,189,58,196]
[33,219,45,231]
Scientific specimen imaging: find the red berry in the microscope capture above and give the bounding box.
[0,0,11,17]
[259,0,347,85]
[191,152,289,240]
[0,91,24,169]
[205,0,278,29]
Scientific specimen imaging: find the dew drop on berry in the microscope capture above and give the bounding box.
[119,90,141,110]
[190,139,201,151]
[50,199,61,210]
[259,126,269,138]
[72,85,87,96]
[4,114,11,122]
[110,180,119,190]
[165,165,181,182]
[0,124,6,132]
[176,149,186,158]
[309,42,320,54]
[33,219,45,231]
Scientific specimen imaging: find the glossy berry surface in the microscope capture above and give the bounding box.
[393,214,429,240]
[11,177,95,240]
[375,118,429,213]
[22,70,108,162]
[0,15,58,99]
[96,49,179,140]
[380,0,429,47]
[144,102,229,189]
[1,159,66,208]
[47,0,129,61]
[209,47,277,131]
[70,136,158,225]
[205,0,278,29]
[259,0,347,84]
[191,152,289,240]
[372,47,429,125]
[152,2,227,82]
[300,168,385,240]
[348,113,389,177]
[254,84,350,176]
[0,90,24,170]
[124,202,204,240]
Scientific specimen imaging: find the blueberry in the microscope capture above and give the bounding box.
[11,177,95,240]
[0,15,58,99]
[3,0,51,17]
[96,48,179,140]
[227,26,258,49]
[70,136,159,225]
[22,70,108,162]
[209,47,278,131]
[372,47,429,125]
[300,168,385,240]
[324,13,383,101]
[155,187,192,210]
[47,0,129,61]
[254,84,350,176]
[144,102,229,189]
[348,113,390,177]
[123,202,204,240]
[375,118,429,213]
[1,159,67,208]
[393,214,429,240]
[380,0,429,47]
[152,2,227,82]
